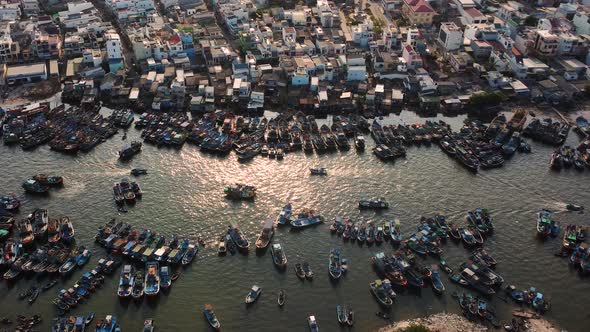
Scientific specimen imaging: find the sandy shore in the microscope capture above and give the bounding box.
[377,313,563,332]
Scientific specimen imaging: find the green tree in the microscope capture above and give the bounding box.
[524,15,538,27]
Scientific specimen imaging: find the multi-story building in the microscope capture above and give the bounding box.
[106,32,124,72]
[534,30,558,57]
[438,22,463,52]
[402,43,423,70]
[0,34,19,64]
[32,32,61,59]
[105,0,156,21]
[0,3,21,21]
[401,0,435,26]
[21,0,40,17]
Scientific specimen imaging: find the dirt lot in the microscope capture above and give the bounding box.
[1,78,61,105]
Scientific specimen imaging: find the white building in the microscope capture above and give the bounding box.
[0,4,21,21]
[106,32,123,60]
[105,0,156,21]
[438,22,463,51]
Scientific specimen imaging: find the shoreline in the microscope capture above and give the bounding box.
[377,312,563,332]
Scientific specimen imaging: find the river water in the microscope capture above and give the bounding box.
[1,109,589,332]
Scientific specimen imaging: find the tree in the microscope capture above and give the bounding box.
[469,91,505,107]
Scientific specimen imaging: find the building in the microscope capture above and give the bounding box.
[402,0,435,26]
[3,63,47,85]
[402,43,423,70]
[534,30,558,57]
[462,7,487,25]
[105,32,124,72]
[573,12,590,35]
[21,0,40,17]
[105,0,156,21]
[438,22,463,52]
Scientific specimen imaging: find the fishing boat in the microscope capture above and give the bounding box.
[224,183,256,199]
[130,168,148,176]
[255,219,274,250]
[58,256,77,276]
[563,224,578,250]
[460,228,477,246]
[470,227,485,245]
[431,266,445,293]
[295,263,305,279]
[76,247,91,267]
[160,266,171,289]
[566,204,584,212]
[143,319,155,332]
[32,174,63,186]
[144,261,160,296]
[17,219,35,246]
[132,270,144,299]
[355,134,365,151]
[218,237,227,255]
[290,214,324,228]
[30,208,48,238]
[308,316,319,332]
[60,217,75,244]
[271,243,288,269]
[277,289,286,306]
[96,315,120,332]
[357,223,367,243]
[369,280,393,306]
[466,208,492,234]
[439,260,453,274]
[537,209,553,239]
[391,219,402,244]
[337,304,347,324]
[366,222,375,245]
[245,285,262,304]
[359,198,389,209]
[119,141,142,160]
[448,223,461,241]
[22,179,49,194]
[276,203,292,226]
[227,225,250,250]
[86,312,95,325]
[329,248,343,279]
[346,305,354,326]
[375,225,384,243]
[310,167,328,175]
[203,304,220,330]
[0,193,20,210]
[303,262,313,279]
[181,244,197,265]
[0,215,14,231]
[117,265,134,298]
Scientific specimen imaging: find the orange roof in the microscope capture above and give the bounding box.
[169,34,181,45]
[405,0,434,13]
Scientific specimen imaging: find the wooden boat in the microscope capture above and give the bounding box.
[369,280,393,306]
[130,168,148,176]
[276,203,292,226]
[255,219,274,250]
[30,208,48,238]
[32,174,63,186]
[17,219,35,246]
[358,198,389,209]
[448,223,461,241]
[470,227,484,245]
[329,248,343,279]
[117,265,134,298]
[303,262,313,279]
[277,289,286,306]
[58,256,77,276]
[537,209,553,239]
[227,225,249,250]
[224,183,256,200]
[59,217,74,244]
[308,315,319,332]
[460,228,477,246]
[245,285,261,304]
[144,261,160,296]
[0,193,20,210]
[566,203,584,211]
[143,319,155,332]
[119,141,142,160]
[22,179,49,194]
[218,237,227,255]
[295,263,305,279]
[203,304,220,330]
[310,167,328,175]
[270,243,287,269]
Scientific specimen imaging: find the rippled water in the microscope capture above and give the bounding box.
[1,109,589,331]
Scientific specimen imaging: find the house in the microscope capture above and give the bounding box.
[401,0,435,26]
[462,7,487,25]
[573,11,590,35]
[347,65,367,81]
[449,52,473,72]
[3,63,47,85]
[106,32,124,72]
[402,43,422,70]
[438,22,463,52]
[381,0,399,11]
[534,30,558,57]
[470,40,492,59]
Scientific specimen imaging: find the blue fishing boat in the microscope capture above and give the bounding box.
[117,265,134,298]
[96,315,120,332]
[58,257,77,276]
[245,285,262,304]
[366,222,375,244]
[119,141,142,160]
[144,262,160,296]
[537,209,553,239]
[431,267,445,293]
[357,223,367,243]
[60,217,75,244]
[203,304,220,330]
[290,215,324,228]
[391,219,402,244]
[160,266,171,289]
[227,225,250,250]
[460,228,477,246]
[276,203,292,225]
[329,248,343,279]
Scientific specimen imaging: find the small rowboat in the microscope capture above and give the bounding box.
[277,289,286,306]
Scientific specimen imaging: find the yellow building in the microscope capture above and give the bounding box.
[402,0,435,26]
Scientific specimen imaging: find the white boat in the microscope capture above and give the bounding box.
[245,285,261,304]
